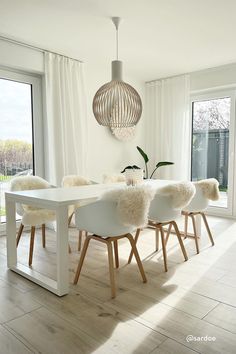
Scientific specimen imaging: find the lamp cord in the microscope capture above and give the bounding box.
[116,28,119,60]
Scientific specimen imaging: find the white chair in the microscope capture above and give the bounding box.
[73,186,154,298]
[62,175,93,251]
[128,181,195,272]
[182,178,219,254]
[10,175,56,266]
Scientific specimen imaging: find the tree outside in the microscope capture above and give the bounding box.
[0,139,32,177]
[193,98,230,131]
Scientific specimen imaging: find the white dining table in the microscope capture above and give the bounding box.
[5,180,201,296]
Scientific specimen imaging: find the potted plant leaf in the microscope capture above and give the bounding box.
[121,147,174,180]
[136,146,174,179]
[120,165,141,173]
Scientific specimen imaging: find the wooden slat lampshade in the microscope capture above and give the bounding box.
[92,18,142,128]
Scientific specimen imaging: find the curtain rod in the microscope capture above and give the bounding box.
[0,34,83,63]
[146,72,189,84]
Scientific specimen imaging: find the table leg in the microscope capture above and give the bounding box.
[6,198,16,268]
[56,205,69,296]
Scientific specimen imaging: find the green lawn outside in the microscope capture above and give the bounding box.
[0,208,5,217]
[0,175,11,182]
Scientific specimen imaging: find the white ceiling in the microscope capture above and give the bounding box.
[1,0,236,81]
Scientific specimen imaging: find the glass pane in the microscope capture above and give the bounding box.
[192,97,230,208]
[0,79,33,223]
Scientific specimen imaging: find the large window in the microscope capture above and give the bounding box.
[191,91,235,215]
[0,69,43,224]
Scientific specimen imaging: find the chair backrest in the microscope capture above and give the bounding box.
[61,175,91,187]
[75,186,155,237]
[183,178,219,212]
[10,175,51,215]
[75,200,135,237]
[103,174,125,184]
[149,181,195,223]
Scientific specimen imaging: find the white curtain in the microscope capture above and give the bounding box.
[145,74,190,180]
[44,52,88,186]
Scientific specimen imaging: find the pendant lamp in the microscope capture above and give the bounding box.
[93,17,142,128]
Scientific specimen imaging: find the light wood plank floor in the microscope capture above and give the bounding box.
[0,215,236,353]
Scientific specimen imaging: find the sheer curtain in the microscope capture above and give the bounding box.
[145,74,190,180]
[44,52,88,186]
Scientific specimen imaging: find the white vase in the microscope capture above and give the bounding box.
[125,169,143,186]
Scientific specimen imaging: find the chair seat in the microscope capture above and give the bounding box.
[149,210,181,224]
[22,209,56,226]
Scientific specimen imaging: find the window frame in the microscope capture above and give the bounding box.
[0,67,44,230]
[190,89,236,217]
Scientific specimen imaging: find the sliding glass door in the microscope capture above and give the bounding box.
[0,69,43,226]
[191,90,235,216]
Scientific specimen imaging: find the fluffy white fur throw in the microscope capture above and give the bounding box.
[194,178,220,201]
[103,174,126,183]
[10,176,51,215]
[10,176,55,225]
[62,175,92,217]
[10,175,51,192]
[22,210,56,226]
[157,181,196,209]
[62,175,91,187]
[101,186,155,227]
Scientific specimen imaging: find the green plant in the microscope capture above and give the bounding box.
[136,146,174,179]
[120,165,141,173]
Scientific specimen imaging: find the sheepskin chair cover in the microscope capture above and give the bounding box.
[62,175,92,215]
[10,175,51,192]
[194,178,220,201]
[10,175,55,226]
[157,181,196,210]
[62,175,91,188]
[103,174,126,184]
[101,185,155,228]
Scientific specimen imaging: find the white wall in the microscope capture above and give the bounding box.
[0,39,146,182]
[190,62,236,92]
[0,40,44,73]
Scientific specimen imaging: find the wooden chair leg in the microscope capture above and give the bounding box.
[42,224,46,248]
[201,212,215,246]
[171,221,188,261]
[107,240,116,298]
[190,214,200,254]
[126,233,147,283]
[68,212,74,227]
[160,226,168,272]
[184,213,189,239]
[155,227,159,251]
[78,230,83,251]
[127,228,141,264]
[165,223,172,246]
[29,226,36,266]
[74,236,91,284]
[16,223,24,246]
[113,240,119,268]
